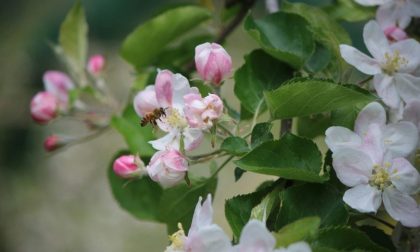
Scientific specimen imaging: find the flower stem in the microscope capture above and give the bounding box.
[211,155,234,178]
[367,214,395,229]
[218,123,234,137]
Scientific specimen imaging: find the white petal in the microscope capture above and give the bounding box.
[189,194,214,235]
[403,99,420,128]
[394,73,420,105]
[183,128,204,151]
[389,158,420,194]
[332,148,373,187]
[363,20,391,62]
[235,220,275,252]
[361,123,385,165]
[383,187,420,227]
[274,242,312,252]
[355,0,390,6]
[339,45,381,75]
[343,184,382,213]
[354,102,386,136]
[390,39,420,73]
[148,130,180,151]
[383,122,418,158]
[373,74,401,109]
[325,126,362,152]
[185,224,232,252]
[171,73,195,110]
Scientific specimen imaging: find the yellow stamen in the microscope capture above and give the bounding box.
[381,50,408,75]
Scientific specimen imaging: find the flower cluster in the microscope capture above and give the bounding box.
[114,43,231,188]
[325,102,420,227]
[355,0,420,42]
[165,195,311,252]
[30,55,106,151]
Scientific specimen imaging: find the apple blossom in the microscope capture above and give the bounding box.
[332,146,420,227]
[184,93,224,130]
[195,42,232,85]
[43,70,74,110]
[113,154,146,179]
[87,54,106,76]
[30,91,58,124]
[147,149,188,188]
[340,21,420,110]
[233,220,311,252]
[356,0,420,28]
[165,194,232,252]
[146,70,204,151]
[133,85,160,117]
[326,102,418,160]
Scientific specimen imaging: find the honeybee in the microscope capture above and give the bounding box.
[140,107,167,127]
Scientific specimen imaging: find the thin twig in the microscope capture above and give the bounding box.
[218,123,234,136]
[357,76,373,86]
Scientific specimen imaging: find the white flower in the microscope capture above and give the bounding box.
[326,103,420,227]
[233,220,311,252]
[165,194,232,252]
[146,70,204,151]
[340,20,420,110]
[326,102,418,160]
[356,0,420,28]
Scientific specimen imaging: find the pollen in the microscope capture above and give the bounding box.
[166,108,187,128]
[381,50,408,75]
[369,164,391,190]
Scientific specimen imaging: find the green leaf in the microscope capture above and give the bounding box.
[225,182,274,239]
[234,167,246,182]
[59,1,88,75]
[121,6,211,69]
[111,105,155,156]
[297,114,331,139]
[244,12,315,68]
[275,183,348,230]
[325,0,375,22]
[275,217,321,247]
[264,78,376,119]
[234,50,293,114]
[282,2,351,78]
[158,177,217,234]
[330,103,367,129]
[305,43,331,73]
[313,227,389,252]
[235,133,328,183]
[250,188,280,222]
[221,137,250,156]
[108,151,163,221]
[251,122,274,148]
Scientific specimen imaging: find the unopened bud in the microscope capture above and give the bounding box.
[43,71,74,110]
[384,25,407,42]
[43,135,64,152]
[147,150,188,188]
[113,155,145,179]
[87,54,106,76]
[195,42,232,86]
[30,91,58,124]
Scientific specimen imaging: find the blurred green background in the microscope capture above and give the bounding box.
[0,0,368,251]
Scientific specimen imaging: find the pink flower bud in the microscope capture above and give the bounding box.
[184,93,223,129]
[133,85,159,117]
[87,54,106,76]
[43,71,74,110]
[113,155,145,179]
[384,25,407,42]
[195,42,232,85]
[147,150,188,188]
[43,135,63,152]
[30,91,58,124]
